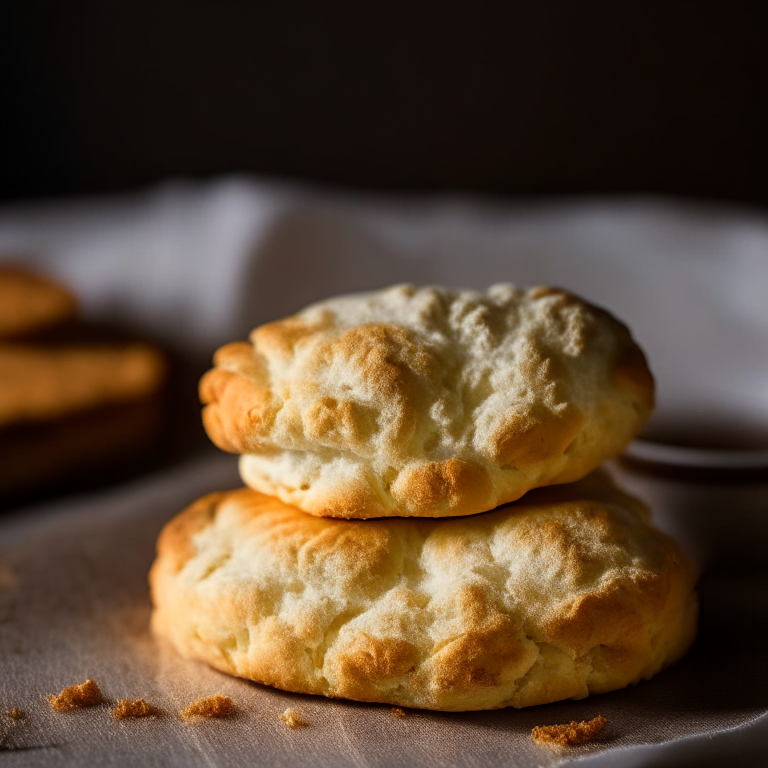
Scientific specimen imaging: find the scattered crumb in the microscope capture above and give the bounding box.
[6,709,24,720]
[532,715,607,749]
[47,679,103,712]
[280,708,307,729]
[180,695,234,721]
[391,707,406,718]
[113,698,156,720]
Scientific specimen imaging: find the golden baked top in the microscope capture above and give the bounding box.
[150,473,697,711]
[201,284,653,518]
[0,266,77,338]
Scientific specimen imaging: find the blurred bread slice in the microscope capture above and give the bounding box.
[0,266,77,339]
[0,343,166,498]
[0,345,164,427]
[0,263,167,500]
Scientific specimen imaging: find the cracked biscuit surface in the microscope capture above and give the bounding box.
[201,284,654,519]
[149,473,697,712]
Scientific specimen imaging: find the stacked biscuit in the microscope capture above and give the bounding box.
[151,284,697,712]
[0,266,166,499]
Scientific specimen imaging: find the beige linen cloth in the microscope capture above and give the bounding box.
[1,180,767,766]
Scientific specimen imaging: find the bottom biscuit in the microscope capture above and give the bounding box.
[149,472,697,711]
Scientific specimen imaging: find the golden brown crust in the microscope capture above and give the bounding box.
[390,459,493,516]
[0,266,77,339]
[150,474,697,711]
[202,284,654,518]
[199,343,274,455]
[490,403,586,470]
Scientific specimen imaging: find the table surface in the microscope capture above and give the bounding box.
[1,454,767,768]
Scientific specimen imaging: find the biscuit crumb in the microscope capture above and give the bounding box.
[391,707,406,718]
[47,679,103,712]
[6,709,24,720]
[113,698,156,720]
[280,708,307,728]
[180,695,234,721]
[531,715,607,748]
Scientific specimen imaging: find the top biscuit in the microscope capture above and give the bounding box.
[0,266,78,338]
[201,284,654,518]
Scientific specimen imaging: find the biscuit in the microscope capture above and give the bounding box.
[0,266,77,339]
[201,284,654,518]
[150,473,697,712]
[0,344,165,428]
[0,264,168,500]
[0,344,166,497]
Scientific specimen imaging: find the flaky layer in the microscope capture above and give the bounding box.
[150,474,697,712]
[201,284,654,519]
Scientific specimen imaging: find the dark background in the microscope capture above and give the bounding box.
[2,1,767,206]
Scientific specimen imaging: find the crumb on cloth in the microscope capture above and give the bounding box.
[6,708,24,720]
[280,708,307,728]
[113,698,156,720]
[180,695,234,721]
[531,715,607,748]
[391,707,406,718]
[47,679,103,712]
